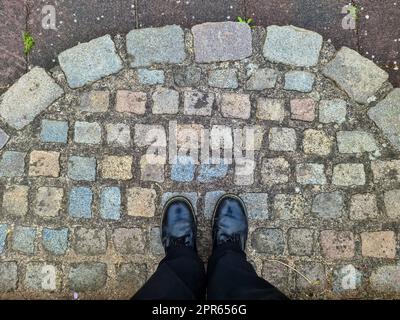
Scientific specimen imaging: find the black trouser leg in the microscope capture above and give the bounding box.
[206,243,289,300]
[132,246,206,300]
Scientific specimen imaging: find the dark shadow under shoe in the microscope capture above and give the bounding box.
[212,194,248,252]
[161,196,197,253]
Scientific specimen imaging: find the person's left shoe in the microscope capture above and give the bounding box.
[161,196,197,253]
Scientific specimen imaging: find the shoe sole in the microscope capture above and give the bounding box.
[160,195,198,243]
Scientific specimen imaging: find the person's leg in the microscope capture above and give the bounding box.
[132,196,206,300]
[133,246,206,300]
[207,243,288,300]
[206,194,288,300]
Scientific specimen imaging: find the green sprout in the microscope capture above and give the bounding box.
[22,32,35,55]
[237,16,254,27]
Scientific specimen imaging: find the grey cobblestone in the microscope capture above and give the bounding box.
[288,228,314,256]
[246,68,277,91]
[332,265,362,293]
[0,67,63,129]
[252,228,285,255]
[268,127,297,152]
[68,187,93,219]
[332,163,366,186]
[127,25,185,67]
[384,190,400,219]
[140,154,165,182]
[261,157,290,185]
[137,69,165,85]
[0,151,26,177]
[284,71,315,92]
[350,194,379,220]
[368,89,400,151]
[174,66,202,87]
[25,263,59,291]
[184,91,214,116]
[42,228,69,255]
[68,263,107,292]
[68,156,97,182]
[319,99,347,124]
[370,266,400,293]
[337,131,378,154]
[34,187,63,218]
[0,262,18,292]
[12,226,37,255]
[113,228,145,254]
[74,227,107,255]
[40,120,69,144]
[263,25,323,67]
[323,47,388,104]
[274,194,307,220]
[312,191,344,219]
[240,193,269,220]
[296,163,327,185]
[74,121,102,145]
[208,68,238,89]
[371,160,400,185]
[106,123,131,147]
[59,35,123,88]
[152,88,179,114]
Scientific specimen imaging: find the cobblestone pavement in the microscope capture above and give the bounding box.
[0,22,400,300]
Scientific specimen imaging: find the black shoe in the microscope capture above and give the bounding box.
[161,196,197,253]
[212,194,248,252]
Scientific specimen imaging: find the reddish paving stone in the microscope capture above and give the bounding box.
[320,230,355,260]
[27,0,136,69]
[356,0,400,86]
[116,91,147,114]
[246,0,358,49]
[137,0,244,28]
[290,98,316,122]
[0,0,27,90]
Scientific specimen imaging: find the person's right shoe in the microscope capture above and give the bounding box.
[212,194,248,252]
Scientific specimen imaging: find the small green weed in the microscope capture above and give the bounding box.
[236,16,254,27]
[22,32,35,55]
[347,4,359,20]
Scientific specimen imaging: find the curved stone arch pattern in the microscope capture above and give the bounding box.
[0,22,399,299]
